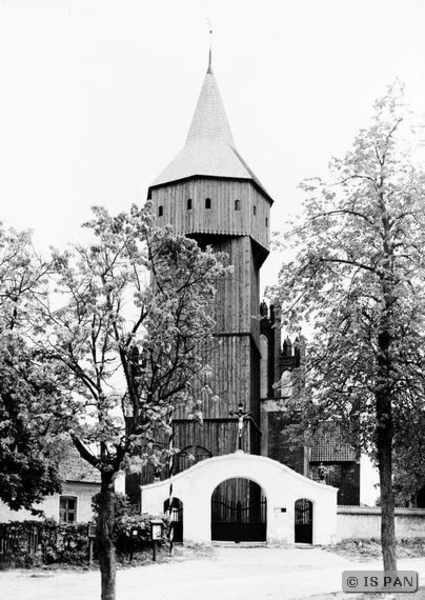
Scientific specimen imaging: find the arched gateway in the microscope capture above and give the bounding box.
[211,478,267,542]
[140,452,337,545]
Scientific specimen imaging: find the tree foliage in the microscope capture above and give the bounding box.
[392,407,425,506]
[41,203,227,468]
[0,224,62,511]
[272,83,425,570]
[36,202,227,599]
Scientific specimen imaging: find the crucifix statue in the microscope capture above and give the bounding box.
[230,402,251,451]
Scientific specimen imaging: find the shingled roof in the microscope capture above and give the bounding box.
[150,62,271,201]
[58,445,101,484]
[310,424,358,462]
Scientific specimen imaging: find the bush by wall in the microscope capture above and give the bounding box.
[42,519,90,566]
[0,511,167,567]
[0,519,90,567]
[91,492,167,560]
[114,512,168,558]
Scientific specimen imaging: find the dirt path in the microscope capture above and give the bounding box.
[1,544,424,599]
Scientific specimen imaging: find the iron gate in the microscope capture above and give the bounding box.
[211,496,267,542]
[294,499,313,543]
[163,498,183,543]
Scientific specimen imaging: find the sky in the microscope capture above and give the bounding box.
[0,0,425,295]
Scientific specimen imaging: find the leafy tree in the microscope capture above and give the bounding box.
[392,408,425,507]
[272,83,425,570]
[0,224,62,512]
[38,204,227,600]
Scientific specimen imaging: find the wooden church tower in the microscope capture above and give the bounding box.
[147,54,273,465]
[141,53,360,506]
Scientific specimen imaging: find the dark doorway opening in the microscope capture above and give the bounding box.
[294,498,313,543]
[211,478,266,542]
[164,498,183,543]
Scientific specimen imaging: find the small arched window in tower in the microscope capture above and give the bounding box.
[158,205,164,217]
[265,217,268,227]
[253,205,257,216]
[187,198,192,210]
[205,197,211,209]
[235,199,241,211]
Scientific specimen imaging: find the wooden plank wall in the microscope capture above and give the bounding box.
[173,334,252,418]
[213,236,256,333]
[149,176,267,464]
[151,178,271,251]
[172,418,259,457]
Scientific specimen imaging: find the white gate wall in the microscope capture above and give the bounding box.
[141,452,338,545]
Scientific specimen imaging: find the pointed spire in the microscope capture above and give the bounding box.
[206,18,213,74]
[208,45,212,74]
[150,40,272,203]
[185,65,235,146]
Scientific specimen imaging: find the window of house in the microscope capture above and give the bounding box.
[265,217,268,227]
[205,197,211,209]
[60,496,77,523]
[235,199,241,211]
[253,205,257,216]
[158,205,164,217]
[187,198,192,210]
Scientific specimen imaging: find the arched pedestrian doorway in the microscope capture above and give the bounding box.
[294,498,313,543]
[211,478,266,542]
[164,498,183,543]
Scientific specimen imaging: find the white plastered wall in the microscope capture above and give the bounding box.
[141,451,337,545]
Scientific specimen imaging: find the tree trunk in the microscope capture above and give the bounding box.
[98,470,117,600]
[376,390,397,571]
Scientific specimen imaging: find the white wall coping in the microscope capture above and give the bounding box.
[338,506,425,516]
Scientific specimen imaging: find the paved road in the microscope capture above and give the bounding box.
[1,545,424,600]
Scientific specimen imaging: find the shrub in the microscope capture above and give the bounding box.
[42,519,90,565]
[114,513,167,558]
[0,494,167,567]
[0,519,92,567]
[91,493,167,559]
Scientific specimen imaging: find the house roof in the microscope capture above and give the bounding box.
[150,63,272,202]
[58,446,101,484]
[310,425,358,463]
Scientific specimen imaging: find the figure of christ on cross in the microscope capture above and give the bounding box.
[230,402,251,451]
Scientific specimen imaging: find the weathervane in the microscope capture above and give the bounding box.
[230,402,251,451]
